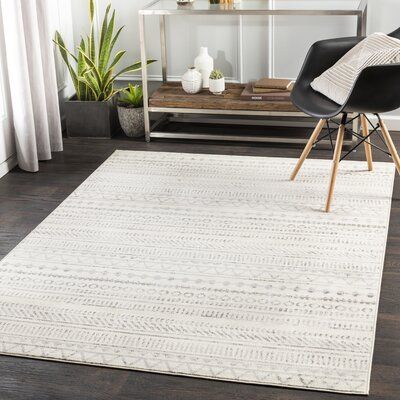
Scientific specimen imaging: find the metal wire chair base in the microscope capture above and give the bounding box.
[313,113,391,161]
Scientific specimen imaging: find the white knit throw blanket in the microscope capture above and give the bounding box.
[311,32,400,105]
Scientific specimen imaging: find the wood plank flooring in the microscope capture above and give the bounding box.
[0,130,399,400]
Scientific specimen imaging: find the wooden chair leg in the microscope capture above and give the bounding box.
[325,123,345,213]
[361,114,373,171]
[290,119,326,181]
[378,117,400,175]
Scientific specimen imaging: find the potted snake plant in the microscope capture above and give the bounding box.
[117,84,145,137]
[54,0,156,138]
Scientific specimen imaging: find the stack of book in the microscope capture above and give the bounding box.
[241,78,294,101]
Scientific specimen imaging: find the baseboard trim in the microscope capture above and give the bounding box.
[0,154,17,179]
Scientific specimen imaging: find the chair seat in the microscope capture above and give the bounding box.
[291,83,344,119]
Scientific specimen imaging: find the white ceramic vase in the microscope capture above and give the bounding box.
[181,67,202,94]
[209,77,225,95]
[194,47,214,88]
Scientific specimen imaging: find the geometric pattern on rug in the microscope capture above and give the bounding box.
[0,151,395,394]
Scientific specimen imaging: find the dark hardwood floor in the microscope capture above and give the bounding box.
[0,128,399,400]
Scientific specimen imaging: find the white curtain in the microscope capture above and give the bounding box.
[0,0,62,172]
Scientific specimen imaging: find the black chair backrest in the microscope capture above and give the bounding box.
[389,27,400,40]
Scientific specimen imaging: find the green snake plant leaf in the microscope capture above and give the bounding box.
[79,72,100,100]
[88,0,95,60]
[110,26,124,54]
[86,35,91,62]
[78,49,102,85]
[101,69,113,92]
[104,88,124,102]
[68,65,80,98]
[113,60,157,80]
[99,4,111,59]
[89,26,95,61]
[107,50,126,72]
[89,0,95,24]
[98,10,115,73]
[77,39,88,100]
[77,39,87,75]
[86,71,102,95]
[79,66,95,100]
[53,31,81,97]
[53,31,78,64]
[104,60,156,90]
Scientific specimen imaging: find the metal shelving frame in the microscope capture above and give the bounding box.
[138,0,368,144]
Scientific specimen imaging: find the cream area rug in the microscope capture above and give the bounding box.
[0,151,395,394]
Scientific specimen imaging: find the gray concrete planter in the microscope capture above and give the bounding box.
[64,95,120,138]
[117,105,145,138]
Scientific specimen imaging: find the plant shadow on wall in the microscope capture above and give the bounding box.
[54,0,156,138]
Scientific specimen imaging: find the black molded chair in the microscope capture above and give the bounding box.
[290,28,400,212]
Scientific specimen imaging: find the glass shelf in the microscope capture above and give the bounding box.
[141,0,365,14]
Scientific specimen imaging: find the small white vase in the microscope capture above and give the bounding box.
[209,77,225,95]
[194,47,214,89]
[181,67,202,94]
